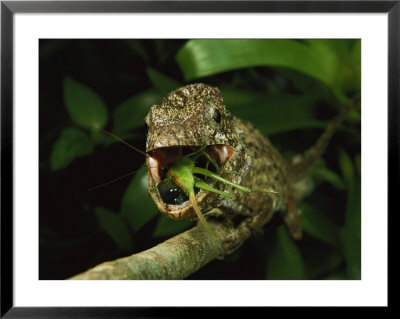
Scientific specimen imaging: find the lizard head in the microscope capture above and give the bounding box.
[145,83,239,220]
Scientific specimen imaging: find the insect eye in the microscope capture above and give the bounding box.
[212,109,221,124]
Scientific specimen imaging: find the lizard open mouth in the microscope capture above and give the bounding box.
[147,144,233,207]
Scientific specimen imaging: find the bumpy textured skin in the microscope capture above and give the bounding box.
[145,83,304,241]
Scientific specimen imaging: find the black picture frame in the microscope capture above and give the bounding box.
[1,0,395,317]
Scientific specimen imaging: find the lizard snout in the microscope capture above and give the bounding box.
[146,123,207,153]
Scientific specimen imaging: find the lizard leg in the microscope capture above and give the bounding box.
[222,209,276,255]
[204,207,225,218]
[283,196,302,239]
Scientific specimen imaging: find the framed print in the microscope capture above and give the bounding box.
[1,0,395,316]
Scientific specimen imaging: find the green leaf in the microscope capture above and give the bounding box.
[339,228,361,280]
[303,39,361,96]
[323,269,347,280]
[301,240,343,279]
[50,127,94,171]
[268,67,338,103]
[120,167,159,233]
[339,150,354,184]
[63,77,108,131]
[310,165,345,190]
[95,206,133,251]
[177,39,342,93]
[146,67,181,94]
[265,226,307,279]
[112,89,162,134]
[124,39,149,62]
[306,39,354,57]
[300,202,341,248]
[226,93,325,135]
[338,150,361,279]
[345,174,361,239]
[309,250,343,279]
[355,154,361,176]
[342,180,361,280]
[340,150,361,238]
[350,40,361,87]
[343,40,362,93]
[152,215,192,238]
[219,87,265,107]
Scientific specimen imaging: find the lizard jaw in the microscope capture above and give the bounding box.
[146,144,233,219]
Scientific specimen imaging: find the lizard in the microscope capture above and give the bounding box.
[145,83,357,253]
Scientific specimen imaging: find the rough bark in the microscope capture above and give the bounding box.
[69,219,233,280]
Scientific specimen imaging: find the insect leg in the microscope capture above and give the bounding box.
[192,167,278,195]
[194,177,234,199]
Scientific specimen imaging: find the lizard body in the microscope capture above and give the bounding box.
[145,83,354,248]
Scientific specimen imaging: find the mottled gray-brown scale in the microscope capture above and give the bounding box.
[219,119,289,219]
[145,84,238,152]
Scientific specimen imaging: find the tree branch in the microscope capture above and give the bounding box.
[69,220,234,280]
[69,178,312,280]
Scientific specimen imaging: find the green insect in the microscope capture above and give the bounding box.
[160,146,278,236]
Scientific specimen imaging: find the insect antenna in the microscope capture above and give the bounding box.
[87,167,148,191]
[88,130,149,191]
[101,129,147,156]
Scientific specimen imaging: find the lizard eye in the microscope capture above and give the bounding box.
[212,109,221,124]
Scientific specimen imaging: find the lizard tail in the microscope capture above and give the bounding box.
[287,97,360,182]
